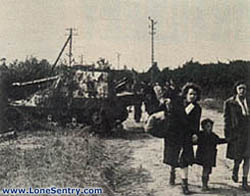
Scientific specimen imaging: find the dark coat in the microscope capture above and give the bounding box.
[224,96,250,160]
[195,131,226,167]
[163,98,201,167]
[143,86,161,115]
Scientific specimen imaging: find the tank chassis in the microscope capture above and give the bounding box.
[7,65,135,133]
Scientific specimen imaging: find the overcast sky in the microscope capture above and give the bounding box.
[1,0,250,71]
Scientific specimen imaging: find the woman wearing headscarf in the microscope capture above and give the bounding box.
[224,81,250,191]
[163,82,202,195]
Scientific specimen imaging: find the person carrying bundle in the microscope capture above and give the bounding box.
[146,82,202,195]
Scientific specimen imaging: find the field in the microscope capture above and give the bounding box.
[0,124,150,196]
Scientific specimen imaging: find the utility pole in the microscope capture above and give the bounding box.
[116,52,121,70]
[79,54,84,64]
[66,28,77,66]
[148,17,157,66]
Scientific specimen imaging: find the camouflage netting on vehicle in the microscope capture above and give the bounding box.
[2,70,74,131]
[3,63,133,134]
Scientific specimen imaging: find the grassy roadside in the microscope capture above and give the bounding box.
[0,127,151,195]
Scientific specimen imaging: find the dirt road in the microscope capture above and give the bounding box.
[122,107,250,196]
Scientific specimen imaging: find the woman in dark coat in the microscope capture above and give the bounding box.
[224,81,250,190]
[163,82,202,195]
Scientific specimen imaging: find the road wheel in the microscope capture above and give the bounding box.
[91,110,103,125]
[4,107,24,131]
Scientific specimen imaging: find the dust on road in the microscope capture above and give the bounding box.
[121,107,250,196]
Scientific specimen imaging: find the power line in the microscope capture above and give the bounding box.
[116,52,121,70]
[65,28,78,66]
[148,17,157,66]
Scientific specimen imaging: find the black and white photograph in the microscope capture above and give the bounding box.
[0,0,250,195]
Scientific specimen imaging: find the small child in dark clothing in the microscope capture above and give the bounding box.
[195,118,227,191]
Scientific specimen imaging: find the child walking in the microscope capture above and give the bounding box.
[195,118,227,191]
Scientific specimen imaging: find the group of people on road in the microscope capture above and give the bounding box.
[146,80,250,194]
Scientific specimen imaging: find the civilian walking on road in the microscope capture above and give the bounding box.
[163,82,202,195]
[224,81,250,191]
[195,118,227,191]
